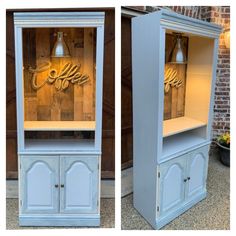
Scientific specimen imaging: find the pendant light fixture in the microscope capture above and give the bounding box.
[170,33,186,64]
[51,32,71,58]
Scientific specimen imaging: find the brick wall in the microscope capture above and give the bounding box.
[201,7,230,139]
[128,6,230,139]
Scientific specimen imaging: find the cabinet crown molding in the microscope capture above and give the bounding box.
[14,12,105,27]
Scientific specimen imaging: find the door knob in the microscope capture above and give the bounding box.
[55,184,59,188]
[184,179,187,182]
[187,177,191,180]
[61,184,64,188]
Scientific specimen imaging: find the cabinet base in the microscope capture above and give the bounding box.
[156,191,207,229]
[19,214,100,227]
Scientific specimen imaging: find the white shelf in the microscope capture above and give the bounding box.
[162,132,207,159]
[163,116,206,137]
[24,121,96,131]
[24,139,95,151]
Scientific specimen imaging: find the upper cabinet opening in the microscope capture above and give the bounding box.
[22,27,97,131]
[163,30,215,139]
[14,12,105,152]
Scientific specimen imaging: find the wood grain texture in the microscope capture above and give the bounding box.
[73,29,84,121]
[101,10,115,176]
[23,27,95,123]
[83,28,95,121]
[121,16,133,169]
[164,34,188,120]
[35,28,52,121]
[6,11,18,179]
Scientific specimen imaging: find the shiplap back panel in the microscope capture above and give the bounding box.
[164,34,188,120]
[23,28,96,122]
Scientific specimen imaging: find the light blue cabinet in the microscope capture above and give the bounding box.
[158,146,209,224]
[20,155,59,214]
[14,12,105,226]
[132,9,221,229]
[159,156,186,216]
[185,146,209,200]
[60,156,99,214]
[20,155,99,215]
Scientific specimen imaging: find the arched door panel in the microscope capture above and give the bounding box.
[60,156,99,213]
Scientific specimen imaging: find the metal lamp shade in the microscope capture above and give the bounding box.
[51,32,71,57]
[170,37,186,64]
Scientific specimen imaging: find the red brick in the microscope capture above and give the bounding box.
[221,13,230,18]
[224,7,230,13]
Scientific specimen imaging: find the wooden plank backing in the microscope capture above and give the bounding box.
[83,28,95,121]
[23,28,96,122]
[164,34,188,120]
[35,28,51,121]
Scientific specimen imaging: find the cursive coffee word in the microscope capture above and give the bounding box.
[28,61,89,91]
[164,66,183,93]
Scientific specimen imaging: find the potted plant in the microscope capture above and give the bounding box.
[216,132,230,167]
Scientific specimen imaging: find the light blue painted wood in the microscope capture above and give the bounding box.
[157,145,210,227]
[159,155,186,216]
[132,9,221,229]
[156,191,207,229]
[14,26,24,152]
[186,146,209,200]
[157,26,166,160]
[19,214,100,227]
[160,9,222,38]
[60,156,99,214]
[162,132,209,161]
[132,12,162,228]
[95,25,105,151]
[20,155,59,214]
[14,12,105,28]
[23,139,100,154]
[14,12,105,226]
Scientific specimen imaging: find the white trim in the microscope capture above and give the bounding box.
[14,26,24,152]
[160,19,220,38]
[14,12,105,27]
[95,25,104,150]
[6,179,114,199]
[159,9,222,38]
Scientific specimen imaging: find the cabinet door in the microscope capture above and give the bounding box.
[60,156,99,214]
[159,156,186,216]
[186,146,209,199]
[20,155,59,213]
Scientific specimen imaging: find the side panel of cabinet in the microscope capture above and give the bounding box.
[60,155,99,214]
[159,155,186,216]
[186,145,209,200]
[20,155,59,213]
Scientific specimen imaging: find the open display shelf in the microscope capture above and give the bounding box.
[161,30,215,158]
[24,121,96,131]
[163,116,206,137]
[162,130,207,159]
[24,139,95,152]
